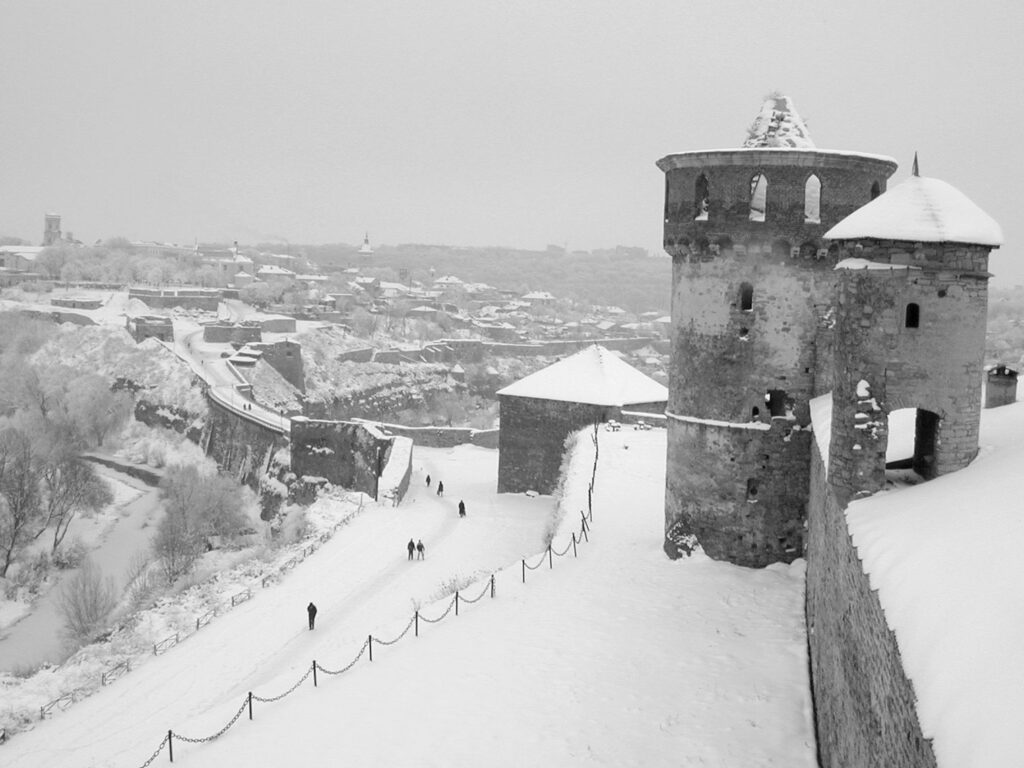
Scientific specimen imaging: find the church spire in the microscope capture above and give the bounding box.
[912,152,920,177]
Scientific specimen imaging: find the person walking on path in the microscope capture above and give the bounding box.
[416,540,425,560]
[407,539,416,560]
[307,602,317,630]
[426,474,431,488]
[458,500,466,518]
[436,480,444,497]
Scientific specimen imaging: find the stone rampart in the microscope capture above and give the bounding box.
[498,395,615,494]
[204,397,288,504]
[806,443,937,768]
[352,418,499,449]
[290,418,391,500]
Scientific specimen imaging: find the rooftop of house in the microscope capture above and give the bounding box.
[497,344,668,406]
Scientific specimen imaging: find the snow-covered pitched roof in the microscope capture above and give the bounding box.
[497,345,668,406]
[742,95,815,149]
[256,265,296,277]
[826,175,1003,246]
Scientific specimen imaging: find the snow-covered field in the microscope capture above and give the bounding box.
[1,431,815,767]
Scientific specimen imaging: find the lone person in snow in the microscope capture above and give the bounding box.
[416,540,425,560]
[426,474,431,487]
[436,480,444,497]
[307,602,317,630]
[458,500,466,517]
[407,539,416,560]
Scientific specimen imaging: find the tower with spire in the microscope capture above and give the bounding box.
[657,95,898,566]
[358,232,374,255]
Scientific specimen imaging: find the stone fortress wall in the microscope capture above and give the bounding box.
[806,446,938,768]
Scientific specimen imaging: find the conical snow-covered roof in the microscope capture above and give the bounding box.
[742,94,815,149]
[497,345,667,406]
[825,175,1003,246]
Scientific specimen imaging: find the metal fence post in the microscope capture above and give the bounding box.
[415,611,419,637]
[312,660,318,687]
[168,730,174,763]
[548,545,553,569]
[248,692,253,720]
[521,558,526,583]
[368,635,373,662]
[572,532,577,557]
[455,592,460,616]
[490,574,495,598]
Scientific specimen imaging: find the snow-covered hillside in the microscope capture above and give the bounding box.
[31,325,206,415]
[1,431,814,767]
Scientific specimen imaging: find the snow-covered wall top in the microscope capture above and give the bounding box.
[826,175,1004,246]
[844,401,1024,766]
[742,94,815,149]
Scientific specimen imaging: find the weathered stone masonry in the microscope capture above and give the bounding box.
[497,395,615,495]
[807,446,937,768]
[659,148,897,566]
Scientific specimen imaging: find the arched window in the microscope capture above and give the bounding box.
[739,282,754,311]
[746,478,759,501]
[870,181,881,200]
[749,173,767,222]
[804,174,821,223]
[694,173,709,221]
[905,303,920,328]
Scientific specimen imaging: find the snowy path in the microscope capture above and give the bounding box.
[3,445,554,767]
[2,437,815,767]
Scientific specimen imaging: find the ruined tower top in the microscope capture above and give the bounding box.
[742,94,815,149]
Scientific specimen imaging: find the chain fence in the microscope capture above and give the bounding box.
[26,500,370,739]
[44,428,604,765]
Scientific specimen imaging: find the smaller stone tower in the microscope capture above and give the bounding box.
[824,171,1003,501]
[43,213,61,246]
[985,364,1018,408]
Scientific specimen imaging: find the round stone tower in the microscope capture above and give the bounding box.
[824,170,1003,502]
[657,96,897,567]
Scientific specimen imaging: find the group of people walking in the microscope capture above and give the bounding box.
[425,474,444,496]
[426,474,466,516]
[407,538,425,560]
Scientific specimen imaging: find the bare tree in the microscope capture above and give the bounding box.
[153,508,200,583]
[0,428,44,577]
[40,457,114,553]
[154,466,252,582]
[57,556,117,645]
[65,375,133,447]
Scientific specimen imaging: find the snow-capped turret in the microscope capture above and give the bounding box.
[742,94,815,149]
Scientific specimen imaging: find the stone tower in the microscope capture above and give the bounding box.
[657,96,897,567]
[43,213,61,246]
[824,171,1002,501]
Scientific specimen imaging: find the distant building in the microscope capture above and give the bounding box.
[521,291,557,307]
[358,232,374,255]
[985,364,1018,408]
[126,315,174,343]
[497,345,667,494]
[43,213,61,246]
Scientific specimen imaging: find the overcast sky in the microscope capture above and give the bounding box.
[1,1,1021,282]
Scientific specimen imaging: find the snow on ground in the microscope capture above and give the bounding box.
[846,401,1024,768]
[1,435,814,767]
